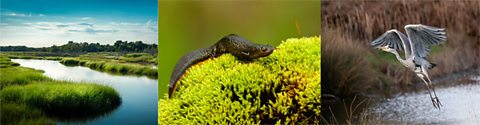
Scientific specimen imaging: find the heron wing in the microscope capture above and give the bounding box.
[371,29,411,57]
[405,24,447,59]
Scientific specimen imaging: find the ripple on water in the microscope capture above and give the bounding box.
[364,81,480,124]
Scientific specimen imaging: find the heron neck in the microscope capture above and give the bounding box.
[391,50,407,65]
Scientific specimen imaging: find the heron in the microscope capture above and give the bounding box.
[371,24,446,109]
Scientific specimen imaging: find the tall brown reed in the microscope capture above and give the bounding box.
[322,0,480,95]
[322,28,380,97]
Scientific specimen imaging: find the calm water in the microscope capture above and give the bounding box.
[363,80,480,124]
[12,59,158,125]
[323,75,480,124]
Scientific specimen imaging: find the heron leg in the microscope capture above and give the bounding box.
[419,76,438,109]
[423,71,442,107]
[421,67,442,109]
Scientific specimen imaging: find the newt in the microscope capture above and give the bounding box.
[169,34,275,98]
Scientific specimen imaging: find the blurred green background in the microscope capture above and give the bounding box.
[158,0,320,98]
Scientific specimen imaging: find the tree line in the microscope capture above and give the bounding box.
[0,40,157,55]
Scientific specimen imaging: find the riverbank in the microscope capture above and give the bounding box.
[60,57,157,79]
[2,52,158,79]
[0,56,121,125]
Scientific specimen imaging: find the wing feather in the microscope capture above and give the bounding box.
[405,24,447,59]
[371,29,411,57]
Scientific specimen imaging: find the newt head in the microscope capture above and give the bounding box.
[219,34,275,60]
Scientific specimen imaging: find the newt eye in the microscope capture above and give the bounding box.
[241,51,250,56]
[261,47,269,53]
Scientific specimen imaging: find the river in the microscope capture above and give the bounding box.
[12,59,158,125]
[322,74,480,124]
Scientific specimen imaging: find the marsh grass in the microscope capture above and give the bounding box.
[1,81,121,112]
[0,81,122,123]
[79,52,157,64]
[0,56,20,68]
[3,52,69,60]
[120,53,157,64]
[60,58,158,78]
[0,67,50,88]
[0,57,50,88]
[0,103,53,125]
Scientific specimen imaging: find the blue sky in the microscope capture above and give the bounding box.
[0,0,157,47]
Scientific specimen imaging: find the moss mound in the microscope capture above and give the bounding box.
[158,36,321,124]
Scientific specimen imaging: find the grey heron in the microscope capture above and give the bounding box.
[371,24,447,109]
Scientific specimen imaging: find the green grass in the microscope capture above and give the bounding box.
[0,56,50,88]
[0,56,20,68]
[0,67,50,89]
[2,52,67,60]
[60,57,158,78]
[158,36,321,124]
[79,52,157,65]
[120,53,157,64]
[1,81,121,112]
[1,103,52,125]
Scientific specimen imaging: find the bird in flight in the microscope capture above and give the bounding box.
[371,24,447,109]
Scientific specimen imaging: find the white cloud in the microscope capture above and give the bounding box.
[1,20,158,47]
[2,11,45,17]
[78,17,92,20]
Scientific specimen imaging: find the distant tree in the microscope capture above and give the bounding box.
[1,40,157,54]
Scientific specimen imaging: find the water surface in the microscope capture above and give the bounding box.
[323,74,480,124]
[364,82,480,124]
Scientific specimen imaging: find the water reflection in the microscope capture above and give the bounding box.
[12,59,158,125]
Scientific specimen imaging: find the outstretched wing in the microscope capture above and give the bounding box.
[371,29,411,57]
[405,24,447,59]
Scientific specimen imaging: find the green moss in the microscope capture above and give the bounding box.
[158,36,321,124]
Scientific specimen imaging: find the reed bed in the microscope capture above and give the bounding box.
[322,0,480,96]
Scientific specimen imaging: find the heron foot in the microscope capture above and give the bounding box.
[431,97,442,109]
